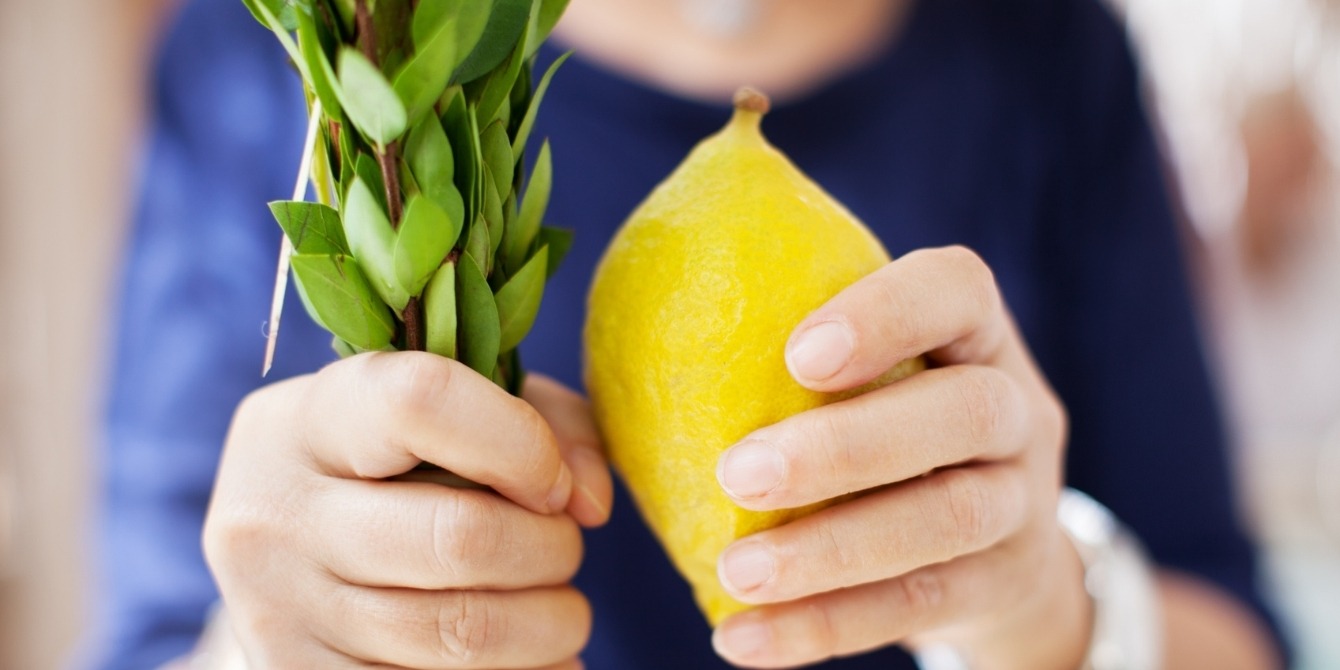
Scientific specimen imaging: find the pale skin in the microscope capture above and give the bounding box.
[202,0,1282,667]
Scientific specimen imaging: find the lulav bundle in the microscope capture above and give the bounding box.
[244,0,571,394]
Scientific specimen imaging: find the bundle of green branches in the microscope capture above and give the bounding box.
[245,0,571,395]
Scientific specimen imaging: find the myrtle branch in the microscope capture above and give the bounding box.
[354,0,424,351]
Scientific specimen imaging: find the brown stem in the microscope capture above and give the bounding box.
[327,120,342,175]
[353,0,377,63]
[386,141,421,351]
[378,140,404,226]
[403,296,425,351]
[353,0,422,351]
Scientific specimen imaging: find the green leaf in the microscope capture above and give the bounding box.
[455,254,501,378]
[454,0,532,84]
[245,0,302,65]
[482,171,505,258]
[481,120,513,199]
[405,116,461,215]
[412,0,461,47]
[397,156,421,195]
[412,0,492,73]
[464,213,492,275]
[509,65,532,122]
[352,153,386,213]
[505,140,551,270]
[511,52,570,157]
[474,7,533,124]
[329,0,356,30]
[293,261,328,332]
[535,226,573,279]
[370,0,414,73]
[344,175,409,310]
[504,347,525,395]
[338,47,408,147]
[530,0,570,56]
[294,9,343,119]
[504,192,518,240]
[269,201,348,254]
[290,253,396,350]
[423,259,458,359]
[337,119,358,207]
[440,93,477,224]
[321,125,342,206]
[367,0,412,74]
[494,247,547,352]
[392,17,458,127]
[242,0,298,31]
[331,336,359,359]
[394,195,459,296]
[406,110,455,180]
[438,83,466,120]
[469,104,487,218]
[330,0,356,33]
[436,185,466,244]
[413,0,492,76]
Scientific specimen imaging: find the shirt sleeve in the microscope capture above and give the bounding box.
[1030,0,1289,662]
[85,1,331,667]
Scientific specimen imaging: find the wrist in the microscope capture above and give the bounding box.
[919,487,1171,670]
[916,523,1092,670]
[983,526,1094,670]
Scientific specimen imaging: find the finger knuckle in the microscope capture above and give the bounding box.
[381,352,458,425]
[231,385,275,429]
[938,469,994,549]
[814,519,863,579]
[515,405,560,485]
[435,591,499,664]
[954,368,1012,446]
[558,589,595,656]
[809,411,854,482]
[203,504,279,576]
[230,379,307,446]
[1038,389,1069,450]
[430,493,502,582]
[893,569,944,621]
[552,519,586,583]
[868,267,928,346]
[804,601,841,658]
[941,245,999,314]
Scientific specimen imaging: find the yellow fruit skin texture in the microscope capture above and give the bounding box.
[585,104,924,625]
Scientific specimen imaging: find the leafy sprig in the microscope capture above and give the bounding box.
[243,0,572,394]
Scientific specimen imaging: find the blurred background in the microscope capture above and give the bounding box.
[0,0,1335,668]
[0,1,168,668]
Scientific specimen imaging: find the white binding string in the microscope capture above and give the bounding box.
[263,99,324,377]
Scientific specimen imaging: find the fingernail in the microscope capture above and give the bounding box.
[718,440,785,499]
[577,483,609,523]
[713,619,771,659]
[570,447,611,522]
[720,542,775,593]
[787,321,854,383]
[547,462,573,513]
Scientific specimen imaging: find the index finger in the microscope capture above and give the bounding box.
[297,351,572,515]
[785,245,1017,393]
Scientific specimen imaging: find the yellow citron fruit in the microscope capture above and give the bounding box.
[585,89,925,625]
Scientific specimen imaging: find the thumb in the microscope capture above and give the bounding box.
[524,374,614,528]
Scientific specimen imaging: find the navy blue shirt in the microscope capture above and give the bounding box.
[91,0,1281,668]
